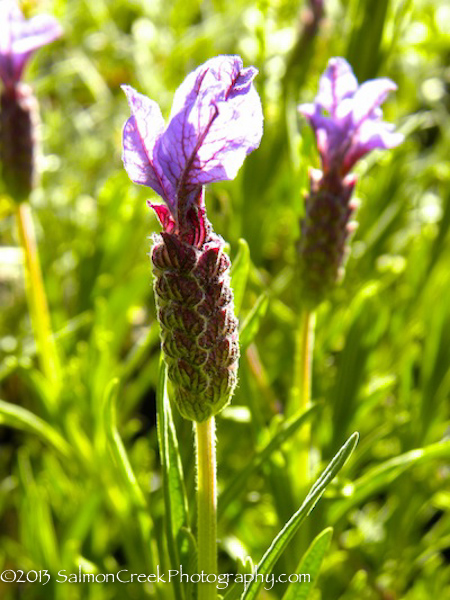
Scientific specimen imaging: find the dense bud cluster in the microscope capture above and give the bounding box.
[0,84,38,201]
[297,170,356,309]
[152,231,239,422]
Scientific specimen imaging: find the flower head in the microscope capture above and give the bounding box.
[122,56,262,421]
[298,57,403,176]
[122,55,263,239]
[0,0,62,91]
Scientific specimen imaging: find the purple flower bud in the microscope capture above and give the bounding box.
[0,0,62,91]
[298,57,403,177]
[122,55,263,239]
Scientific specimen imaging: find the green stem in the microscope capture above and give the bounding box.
[196,417,217,600]
[16,202,61,388]
[290,309,315,489]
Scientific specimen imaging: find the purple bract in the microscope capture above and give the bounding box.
[298,57,403,176]
[122,55,263,236]
[0,0,62,91]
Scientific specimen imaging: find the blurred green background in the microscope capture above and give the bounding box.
[1,0,449,598]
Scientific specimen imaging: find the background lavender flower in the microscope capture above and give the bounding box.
[0,0,62,201]
[296,57,403,308]
[122,55,263,421]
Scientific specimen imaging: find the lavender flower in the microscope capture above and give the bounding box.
[0,0,62,91]
[0,0,62,201]
[122,55,263,421]
[297,58,403,308]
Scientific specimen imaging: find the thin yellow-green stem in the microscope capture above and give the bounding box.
[291,308,315,489]
[16,202,61,387]
[196,416,217,600]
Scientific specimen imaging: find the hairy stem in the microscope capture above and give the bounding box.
[196,417,217,600]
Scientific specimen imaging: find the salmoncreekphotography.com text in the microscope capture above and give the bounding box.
[1,567,311,591]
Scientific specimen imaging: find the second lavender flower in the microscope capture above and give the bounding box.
[297,57,403,308]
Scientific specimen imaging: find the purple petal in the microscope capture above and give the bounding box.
[156,55,263,202]
[343,120,404,172]
[351,78,397,128]
[297,102,316,119]
[298,56,402,175]
[10,15,62,80]
[122,85,176,210]
[0,1,62,86]
[316,58,358,115]
[0,0,22,85]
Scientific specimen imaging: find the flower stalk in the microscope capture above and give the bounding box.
[290,309,315,488]
[196,417,217,600]
[15,202,60,385]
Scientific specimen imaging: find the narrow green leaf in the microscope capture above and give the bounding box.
[230,238,251,315]
[330,439,450,523]
[0,398,71,457]
[223,555,254,600]
[219,405,320,520]
[239,294,268,350]
[282,527,333,600]
[156,361,189,600]
[102,379,147,509]
[120,322,159,381]
[103,379,156,573]
[241,433,359,600]
[178,527,197,600]
[346,0,390,81]
[17,449,60,570]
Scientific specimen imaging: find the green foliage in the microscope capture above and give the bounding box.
[282,527,333,600]
[1,0,450,599]
[241,434,358,600]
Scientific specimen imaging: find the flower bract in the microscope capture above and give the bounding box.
[0,0,62,90]
[122,55,263,233]
[298,57,403,176]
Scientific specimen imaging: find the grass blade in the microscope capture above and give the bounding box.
[230,238,251,316]
[0,398,71,458]
[346,0,390,80]
[239,294,268,350]
[330,439,450,523]
[102,379,156,574]
[103,379,147,509]
[282,527,333,600]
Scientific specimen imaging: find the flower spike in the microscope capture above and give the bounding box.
[122,56,263,421]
